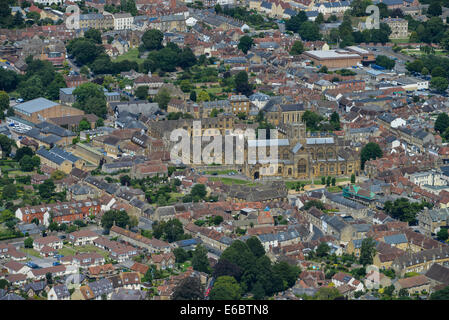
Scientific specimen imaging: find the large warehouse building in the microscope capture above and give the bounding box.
[13,98,85,124]
[303,49,363,68]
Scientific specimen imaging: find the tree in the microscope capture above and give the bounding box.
[376,55,395,70]
[192,244,211,274]
[330,111,340,130]
[351,173,356,184]
[290,40,304,55]
[46,272,53,285]
[135,85,149,100]
[0,209,14,223]
[238,35,254,54]
[73,82,107,118]
[316,242,330,257]
[38,179,55,199]
[213,215,224,225]
[84,28,102,44]
[14,146,33,162]
[173,276,204,300]
[197,90,210,102]
[18,75,44,101]
[19,154,39,172]
[435,113,449,134]
[315,12,324,24]
[78,118,91,131]
[431,77,449,93]
[301,110,324,131]
[120,175,131,187]
[428,2,442,17]
[24,237,33,248]
[154,88,171,110]
[286,11,308,33]
[234,71,252,97]
[331,177,336,186]
[246,236,265,258]
[3,184,17,200]
[360,142,382,170]
[191,184,207,199]
[298,21,321,41]
[209,276,241,300]
[141,29,164,51]
[0,134,13,158]
[304,199,325,210]
[272,261,301,289]
[174,247,190,263]
[359,237,376,265]
[67,38,103,65]
[437,228,449,241]
[326,176,331,187]
[0,90,9,118]
[189,90,197,102]
[96,118,104,128]
[213,259,243,281]
[101,209,131,231]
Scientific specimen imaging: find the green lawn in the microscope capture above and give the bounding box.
[327,186,342,193]
[113,48,144,64]
[21,248,41,258]
[77,245,110,259]
[58,246,77,257]
[391,38,410,44]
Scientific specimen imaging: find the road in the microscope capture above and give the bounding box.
[67,58,80,73]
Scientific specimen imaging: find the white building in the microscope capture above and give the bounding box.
[31,0,63,5]
[113,13,133,30]
[405,170,447,187]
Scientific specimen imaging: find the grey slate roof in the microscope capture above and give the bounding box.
[88,278,114,298]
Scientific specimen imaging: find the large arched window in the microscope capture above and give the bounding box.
[327,148,334,159]
[320,165,325,173]
[298,159,307,173]
[317,148,324,159]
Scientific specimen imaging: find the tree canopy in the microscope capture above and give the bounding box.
[360,142,382,170]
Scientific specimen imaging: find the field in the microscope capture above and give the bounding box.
[58,244,109,259]
[114,48,144,64]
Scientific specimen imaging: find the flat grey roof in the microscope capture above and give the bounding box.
[14,98,59,114]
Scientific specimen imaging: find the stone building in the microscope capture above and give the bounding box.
[382,18,409,40]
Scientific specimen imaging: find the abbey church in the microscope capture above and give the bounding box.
[243,103,360,180]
